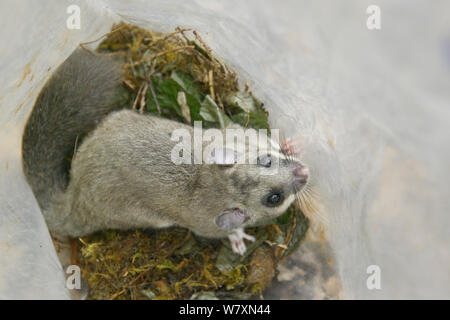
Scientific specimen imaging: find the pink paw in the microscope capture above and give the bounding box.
[228,228,255,255]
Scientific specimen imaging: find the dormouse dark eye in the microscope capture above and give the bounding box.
[263,191,284,207]
[257,154,272,168]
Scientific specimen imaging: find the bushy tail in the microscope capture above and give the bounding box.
[22,48,122,210]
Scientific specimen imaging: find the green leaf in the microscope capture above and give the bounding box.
[215,244,241,273]
[175,236,197,255]
[276,209,292,225]
[147,73,203,123]
[190,292,219,300]
[200,95,233,128]
[225,91,259,113]
[145,77,181,118]
[141,289,157,299]
[182,89,202,122]
[283,208,309,257]
[170,70,204,103]
[230,109,270,131]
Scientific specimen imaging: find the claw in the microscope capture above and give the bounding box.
[228,228,255,256]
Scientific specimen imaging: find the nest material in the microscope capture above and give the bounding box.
[77,22,309,300]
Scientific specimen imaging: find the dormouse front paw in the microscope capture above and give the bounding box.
[228,228,255,256]
[281,137,296,156]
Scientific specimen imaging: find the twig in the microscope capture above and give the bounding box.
[176,26,192,44]
[146,59,161,114]
[149,27,192,48]
[124,46,194,68]
[79,24,127,56]
[193,30,213,60]
[148,81,160,115]
[128,54,138,77]
[217,95,225,112]
[129,271,146,286]
[132,82,149,114]
[122,79,136,91]
[245,111,250,128]
[162,231,192,258]
[277,212,297,259]
[108,288,126,300]
[73,135,79,156]
[208,69,215,101]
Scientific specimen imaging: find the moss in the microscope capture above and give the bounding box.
[77,22,310,300]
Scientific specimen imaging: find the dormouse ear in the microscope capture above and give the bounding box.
[214,208,249,231]
[208,147,237,166]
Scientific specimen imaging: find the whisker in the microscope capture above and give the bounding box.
[293,183,329,229]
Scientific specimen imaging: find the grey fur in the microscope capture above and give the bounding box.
[22,49,308,240]
[22,49,122,212]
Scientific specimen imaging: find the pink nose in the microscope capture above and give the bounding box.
[293,166,309,184]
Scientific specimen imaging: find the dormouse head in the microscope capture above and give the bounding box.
[206,128,309,232]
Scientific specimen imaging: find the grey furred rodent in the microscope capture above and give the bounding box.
[22,49,309,255]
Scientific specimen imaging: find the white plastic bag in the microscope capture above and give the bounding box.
[1,0,449,299]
